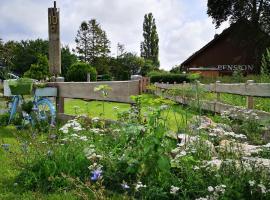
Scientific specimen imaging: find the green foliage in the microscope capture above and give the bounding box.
[8,78,33,95]
[0,113,9,126]
[232,68,244,82]
[261,47,270,75]
[61,46,77,78]
[141,13,160,67]
[75,19,110,64]
[66,62,97,82]
[24,54,49,80]
[16,143,89,192]
[150,73,190,84]
[207,0,270,33]
[11,39,49,75]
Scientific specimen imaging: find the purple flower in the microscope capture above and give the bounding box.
[1,144,10,151]
[90,169,102,181]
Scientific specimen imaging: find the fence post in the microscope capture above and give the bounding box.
[139,79,142,94]
[56,77,65,114]
[215,80,221,102]
[87,73,91,82]
[246,80,254,109]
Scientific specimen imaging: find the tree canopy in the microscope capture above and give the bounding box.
[207,0,270,34]
[141,13,160,68]
[75,19,111,64]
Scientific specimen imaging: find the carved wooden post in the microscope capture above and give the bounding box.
[216,80,221,102]
[246,80,254,109]
[56,77,64,113]
[48,1,61,76]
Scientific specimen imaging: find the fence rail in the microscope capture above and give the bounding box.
[155,80,270,121]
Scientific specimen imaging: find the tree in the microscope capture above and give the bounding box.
[11,39,49,75]
[75,19,111,64]
[61,45,77,77]
[141,13,160,67]
[261,47,270,75]
[207,0,270,33]
[24,54,49,80]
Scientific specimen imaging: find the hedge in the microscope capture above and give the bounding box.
[66,62,97,82]
[150,74,190,84]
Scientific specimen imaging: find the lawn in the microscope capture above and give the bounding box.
[64,94,195,131]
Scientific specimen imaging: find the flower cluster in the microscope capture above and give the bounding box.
[59,119,84,134]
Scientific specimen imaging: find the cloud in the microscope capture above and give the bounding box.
[0,0,229,70]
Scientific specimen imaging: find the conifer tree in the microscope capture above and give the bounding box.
[75,19,110,64]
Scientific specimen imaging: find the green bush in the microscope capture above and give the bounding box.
[24,54,49,80]
[66,62,97,82]
[150,73,190,84]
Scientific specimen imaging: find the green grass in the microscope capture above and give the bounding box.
[0,126,80,200]
[64,95,195,131]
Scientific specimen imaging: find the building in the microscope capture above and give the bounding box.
[181,20,270,77]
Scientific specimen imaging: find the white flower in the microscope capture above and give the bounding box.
[170,185,180,194]
[71,133,79,137]
[79,136,88,141]
[258,184,266,194]
[92,117,100,123]
[208,186,214,192]
[113,106,119,110]
[193,166,200,170]
[135,181,146,191]
[249,180,256,187]
[263,143,270,148]
[160,104,169,110]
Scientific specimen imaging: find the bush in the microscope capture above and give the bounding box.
[24,54,49,80]
[66,62,97,82]
[150,73,190,84]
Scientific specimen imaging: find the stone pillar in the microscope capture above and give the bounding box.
[48,1,61,76]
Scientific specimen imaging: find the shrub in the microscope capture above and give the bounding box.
[150,73,190,84]
[66,62,97,82]
[24,54,49,80]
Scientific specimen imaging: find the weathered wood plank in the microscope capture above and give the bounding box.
[48,80,140,103]
[155,83,270,97]
[155,89,270,122]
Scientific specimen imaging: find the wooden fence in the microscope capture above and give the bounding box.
[154,80,270,121]
[48,78,150,115]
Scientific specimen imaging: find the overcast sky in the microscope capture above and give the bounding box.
[0,0,229,70]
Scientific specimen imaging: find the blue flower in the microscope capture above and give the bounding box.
[1,144,10,151]
[90,169,102,181]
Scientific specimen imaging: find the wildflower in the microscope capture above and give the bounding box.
[258,184,266,194]
[135,181,146,191]
[113,106,119,111]
[263,143,270,148]
[1,144,10,151]
[121,182,130,190]
[90,169,102,181]
[92,117,100,123]
[47,150,53,157]
[208,186,214,192]
[215,185,226,194]
[13,182,18,187]
[249,180,256,187]
[160,104,169,110]
[193,166,200,170]
[170,185,180,194]
[79,136,88,141]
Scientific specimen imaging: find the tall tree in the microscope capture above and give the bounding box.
[207,0,270,34]
[61,45,77,77]
[75,19,110,64]
[141,13,160,67]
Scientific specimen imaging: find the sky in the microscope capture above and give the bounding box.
[0,0,229,70]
